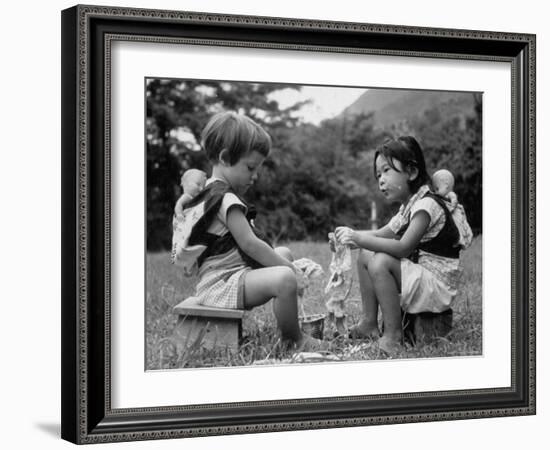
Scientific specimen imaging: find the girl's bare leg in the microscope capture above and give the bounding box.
[352,249,381,338]
[243,247,327,349]
[368,253,403,350]
[243,266,302,341]
[273,246,301,324]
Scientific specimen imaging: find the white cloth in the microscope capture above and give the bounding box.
[293,257,324,295]
[400,258,457,314]
[445,191,473,249]
[293,258,324,278]
[325,234,352,318]
[171,202,208,276]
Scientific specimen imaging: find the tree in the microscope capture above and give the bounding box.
[146,79,307,250]
[393,93,482,233]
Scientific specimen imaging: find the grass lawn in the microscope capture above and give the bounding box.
[146,236,482,370]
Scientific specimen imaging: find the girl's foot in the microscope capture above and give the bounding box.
[378,335,403,355]
[330,316,347,338]
[290,333,330,352]
[349,321,380,340]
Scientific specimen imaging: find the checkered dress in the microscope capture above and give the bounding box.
[179,178,271,310]
[194,249,250,310]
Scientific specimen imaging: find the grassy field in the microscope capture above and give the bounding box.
[146,236,482,370]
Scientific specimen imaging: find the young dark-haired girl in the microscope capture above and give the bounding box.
[172,111,326,351]
[334,136,470,353]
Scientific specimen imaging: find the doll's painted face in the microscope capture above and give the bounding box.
[182,170,207,197]
[432,169,455,196]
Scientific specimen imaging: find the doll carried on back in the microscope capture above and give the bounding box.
[431,169,473,250]
[171,169,209,276]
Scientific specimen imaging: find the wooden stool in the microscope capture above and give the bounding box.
[173,298,244,352]
[403,309,453,344]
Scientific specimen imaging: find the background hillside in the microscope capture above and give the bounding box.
[342,88,476,129]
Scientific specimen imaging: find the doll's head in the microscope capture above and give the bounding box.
[181,168,207,198]
[432,169,455,197]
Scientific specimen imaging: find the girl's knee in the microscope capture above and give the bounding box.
[274,246,293,262]
[367,252,395,276]
[273,266,297,296]
[357,249,374,269]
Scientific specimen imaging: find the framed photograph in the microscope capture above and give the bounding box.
[61,4,535,444]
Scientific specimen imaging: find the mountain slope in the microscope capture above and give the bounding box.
[341,88,477,128]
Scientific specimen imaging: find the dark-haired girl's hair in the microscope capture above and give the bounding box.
[201,111,271,165]
[374,136,431,193]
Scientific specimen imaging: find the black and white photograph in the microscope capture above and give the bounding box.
[145,79,482,370]
[2,0,547,445]
[51,1,539,446]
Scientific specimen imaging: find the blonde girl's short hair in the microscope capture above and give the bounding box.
[201,111,272,165]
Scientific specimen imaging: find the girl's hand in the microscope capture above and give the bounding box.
[335,226,357,246]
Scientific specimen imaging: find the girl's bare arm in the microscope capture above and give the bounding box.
[336,211,430,259]
[330,224,396,250]
[226,207,293,268]
[365,223,398,239]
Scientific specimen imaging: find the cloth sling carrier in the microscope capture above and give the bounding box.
[397,192,460,263]
[171,180,270,275]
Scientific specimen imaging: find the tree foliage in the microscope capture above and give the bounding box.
[146,79,307,250]
[408,92,482,233]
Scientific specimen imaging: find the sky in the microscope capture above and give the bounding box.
[269,85,367,125]
[166,83,367,149]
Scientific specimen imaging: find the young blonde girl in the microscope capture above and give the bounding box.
[335,137,468,353]
[175,111,325,351]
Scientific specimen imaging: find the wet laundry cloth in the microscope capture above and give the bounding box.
[325,233,353,334]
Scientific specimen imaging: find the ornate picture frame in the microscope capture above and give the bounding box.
[61,4,535,444]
